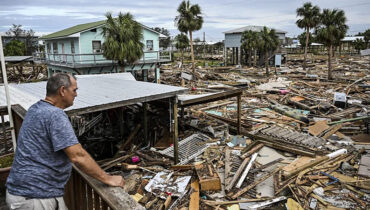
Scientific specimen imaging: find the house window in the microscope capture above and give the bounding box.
[71,41,75,54]
[53,42,58,54]
[146,40,153,51]
[47,43,51,53]
[92,41,102,53]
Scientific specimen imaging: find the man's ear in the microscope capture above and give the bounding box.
[59,86,65,97]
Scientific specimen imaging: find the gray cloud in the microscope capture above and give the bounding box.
[1,0,369,41]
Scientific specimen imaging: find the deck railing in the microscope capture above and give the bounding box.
[33,50,171,67]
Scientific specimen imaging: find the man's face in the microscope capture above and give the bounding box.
[62,76,78,108]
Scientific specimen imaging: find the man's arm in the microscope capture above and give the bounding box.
[64,143,125,187]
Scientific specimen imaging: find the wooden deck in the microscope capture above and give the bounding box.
[33,52,171,69]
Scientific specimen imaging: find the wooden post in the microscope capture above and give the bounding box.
[237,94,242,134]
[173,97,179,164]
[143,102,148,145]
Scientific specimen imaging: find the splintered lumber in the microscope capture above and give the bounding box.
[170,165,193,171]
[348,193,367,208]
[225,149,232,184]
[114,124,141,158]
[231,167,280,199]
[226,157,250,191]
[202,198,270,206]
[195,163,221,191]
[322,124,343,139]
[236,153,258,188]
[241,143,263,159]
[285,149,347,178]
[164,195,172,210]
[308,121,329,136]
[189,180,200,210]
[247,196,287,209]
[101,154,130,171]
[145,197,158,209]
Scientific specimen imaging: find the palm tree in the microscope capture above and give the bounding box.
[258,27,280,75]
[241,30,259,67]
[175,0,203,74]
[353,38,365,54]
[175,33,189,65]
[298,32,313,51]
[315,9,348,80]
[296,2,320,72]
[101,12,144,72]
[364,29,370,48]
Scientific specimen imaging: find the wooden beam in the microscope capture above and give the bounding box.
[237,95,242,134]
[189,180,200,210]
[173,97,179,164]
[143,102,148,144]
[179,88,244,107]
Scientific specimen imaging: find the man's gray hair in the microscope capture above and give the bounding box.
[46,73,77,96]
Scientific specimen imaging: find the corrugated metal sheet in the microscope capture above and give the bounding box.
[0,73,186,114]
[4,56,33,62]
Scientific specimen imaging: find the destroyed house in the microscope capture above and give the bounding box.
[223,25,287,65]
[34,20,170,80]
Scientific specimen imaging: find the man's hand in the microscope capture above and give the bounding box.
[104,175,125,188]
[64,144,125,188]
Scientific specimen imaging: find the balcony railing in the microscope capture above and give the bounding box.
[33,51,171,68]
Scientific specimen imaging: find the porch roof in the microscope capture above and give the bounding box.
[0,73,186,115]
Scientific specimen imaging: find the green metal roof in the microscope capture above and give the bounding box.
[40,20,106,40]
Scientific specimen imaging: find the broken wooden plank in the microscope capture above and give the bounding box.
[321,124,343,139]
[308,121,329,137]
[194,163,221,191]
[189,180,199,210]
[231,167,280,199]
[224,149,232,185]
[226,157,250,191]
[236,153,258,188]
[114,124,141,158]
[240,143,263,159]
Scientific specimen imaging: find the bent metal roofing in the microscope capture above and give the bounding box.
[41,19,164,40]
[0,73,186,115]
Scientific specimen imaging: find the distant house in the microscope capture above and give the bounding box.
[223,25,287,65]
[1,32,40,55]
[340,36,365,54]
[35,19,170,80]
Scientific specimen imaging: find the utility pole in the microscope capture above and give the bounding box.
[0,35,17,151]
[203,32,206,63]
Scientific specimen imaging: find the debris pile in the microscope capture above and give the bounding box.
[95,54,370,209]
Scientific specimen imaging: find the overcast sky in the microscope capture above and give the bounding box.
[1,0,369,41]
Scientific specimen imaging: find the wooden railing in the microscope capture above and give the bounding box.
[0,105,25,156]
[33,50,172,67]
[7,105,143,210]
[64,166,143,210]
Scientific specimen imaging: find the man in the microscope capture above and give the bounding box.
[6,73,125,209]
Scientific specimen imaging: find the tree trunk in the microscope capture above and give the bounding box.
[181,50,184,66]
[265,51,269,76]
[254,50,257,67]
[248,50,252,67]
[304,28,309,72]
[328,45,332,80]
[189,31,195,74]
[121,64,125,72]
